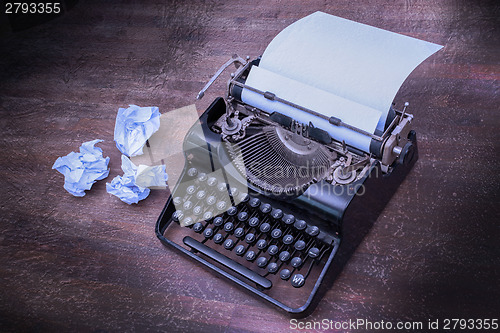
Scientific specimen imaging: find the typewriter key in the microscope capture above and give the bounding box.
[183,200,193,210]
[260,203,272,214]
[245,233,256,244]
[206,196,216,206]
[197,172,207,182]
[279,251,291,262]
[172,210,184,222]
[249,197,261,208]
[306,225,320,237]
[223,222,234,233]
[291,257,303,268]
[235,244,246,256]
[196,190,206,199]
[271,208,283,220]
[283,234,294,245]
[224,239,235,250]
[282,214,295,225]
[193,206,203,216]
[256,257,268,268]
[182,217,194,227]
[234,227,245,238]
[217,182,227,193]
[245,250,256,261]
[294,219,307,231]
[213,216,224,227]
[173,196,182,206]
[203,211,213,221]
[238,193,250,204]
[268,245,279,256]
[291,274,305,288]
[237,211,249,222]
[280,269,291,280]
[256,239,268,250]
[187,167,198,177]
[294,240,306,251]
[193,222,204,233]
[248,217,260,228]
[203,228,214,238]
[207,177,218,187]
[308,247,320,259]
[186,185,196,195]
[213,233,224,244]
[259,223,271,233]
[226,206,238,216]
[271,228,282,239]
[229,187,239,197]
[216,201,227,211]
[267,262,279,274]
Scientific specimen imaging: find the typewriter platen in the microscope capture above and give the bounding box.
[155,12,441,315]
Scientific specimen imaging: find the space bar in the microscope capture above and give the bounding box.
[183,236,272,289]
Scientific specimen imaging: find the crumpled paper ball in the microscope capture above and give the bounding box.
[52,139,110,197]
[113,105,160,157]
[106,155,151,204]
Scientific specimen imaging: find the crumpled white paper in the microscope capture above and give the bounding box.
[52,139,110,197]
[106,155,167,204]
[114,105,161,157]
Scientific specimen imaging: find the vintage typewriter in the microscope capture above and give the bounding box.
[155,12,441,315]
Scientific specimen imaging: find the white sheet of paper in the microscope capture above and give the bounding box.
[244,11,443,146]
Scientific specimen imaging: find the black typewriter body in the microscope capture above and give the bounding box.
[156,96,419,316]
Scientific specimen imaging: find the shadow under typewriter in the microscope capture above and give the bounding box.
[156,98,418,316]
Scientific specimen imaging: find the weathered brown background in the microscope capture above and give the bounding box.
[0,0,498,332]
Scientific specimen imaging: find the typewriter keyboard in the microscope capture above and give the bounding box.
[162,167,337,295]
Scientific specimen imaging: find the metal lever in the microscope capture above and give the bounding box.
[196,54,247,100]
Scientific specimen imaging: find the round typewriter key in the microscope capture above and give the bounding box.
[260,203,272,214]
[186,185,196,195]
[249,197,261,208]
[234,227,245,238]
[259,223,271,233]
[282,214,295,225]
[206,196,216,206]
[203,211,213,221]
[267,262,279,274]
[183,200,193,210]
[280,269,291,280]
[291,274,305,288]
[181,217,194,227]
[238,193,250,204]
[207,177,218,187]
[294,219,307,231]
[291,257,303,268]
[245,250,256,261]
[306,225,320,237]
[217,182,227,193]
[283,234,294,245]
[294,240,306,251]
[268,245,279,256]
[197,172,207,182]
[187,167,198,177]
[196,190,206,200]
[245,233,256,244]
[203,227,214,238]
[248,217,260,228]
[271,228,282,239]
[226,206,238,216]
[229,187,239,197]
[235,244,246,256]
[216,201,228,211]
[172,210,184,222]
[173,196,182,206]
[308,247,320,259]
[223,222,234,233]
[256,256,268,268]
[237,211,249,222]
[279,251,291,262]
[193,222,204,233]
[271,208,283,220]
[256,239,268,250]
[224,238,235,250]
[213,233,224,244]
[213,217,224,227]
[192,206,203,216]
